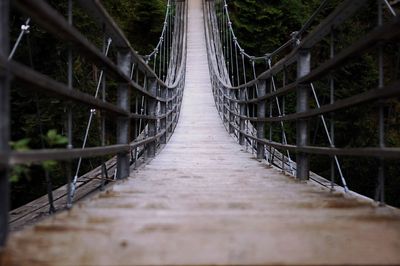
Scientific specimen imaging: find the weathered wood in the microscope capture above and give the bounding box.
[116,49,131,179]
[8,158,118,231]
[2,1,400,265]
[296,49,310,180]
[256,79,266,160]
[8,132,152,232]
[0,0,10,247]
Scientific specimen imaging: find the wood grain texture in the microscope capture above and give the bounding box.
[2,0,400,265]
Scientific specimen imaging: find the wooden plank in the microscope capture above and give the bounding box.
[8,157,118,231]
[2,1,400,265]
[8,142,150,231]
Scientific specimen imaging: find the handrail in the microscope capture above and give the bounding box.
[1,0,188,245]
[144,0,172,60]
[229,17,400,103]
[212,0,370,91]
[205,0,400,205]
[1,57,130,116]
[9,145,131,165]
[76,0,182,88]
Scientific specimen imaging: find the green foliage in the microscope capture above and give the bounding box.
[10,165,29,183]
[9,129,67,183]
[10,138,30,151]
[45,129,68,147]
[43,129,67,172]
[10,139,31,183]
[103,0,166,54]
[42,160,58,173]
[229,0,320,57]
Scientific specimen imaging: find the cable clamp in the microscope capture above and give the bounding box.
[21,24,30,33]
[290,31,301,46]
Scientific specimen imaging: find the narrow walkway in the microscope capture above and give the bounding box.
[3,0,400,265]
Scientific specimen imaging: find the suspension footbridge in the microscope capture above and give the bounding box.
[1,0,400,265]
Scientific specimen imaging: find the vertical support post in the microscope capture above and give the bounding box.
[228,91,234,134]
[66,0,74,208]
[176,81,182,121]
[377,0,385,204]
[160,86,167,144]
[257,79,266,160]
[67,0,73,149]
[223,87,227,124]
[101,32,107,148]
[175,81,180,123]
[116,49,131,179]
[296,49,310,180]
[174,85,178,125]
[239,88,246,145]
[0,0,10,247]
[219,85,223,114]
[329,30,335,190]
[100,29,107,187]
[268,78,273,165]
[282,67,289,174]
[216,83,220,113]
[148,78,157,158]
[168,88,173,133]
[281,96,286,173]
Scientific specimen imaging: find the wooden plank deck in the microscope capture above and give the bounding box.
[2,0,400,265]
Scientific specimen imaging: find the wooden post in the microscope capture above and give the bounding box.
[229,90,234,134]
[239,88,246,145]
[296,49,310,180]
[0,0,9,246]
[148,78,157,158]
[257,79,266,160]
[116,49,131,179]
[167,88,173,133]
[160,86,167,144]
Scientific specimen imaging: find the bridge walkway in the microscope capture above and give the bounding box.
[3,0,400,265]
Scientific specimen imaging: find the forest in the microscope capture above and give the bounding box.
[7,0,400,210]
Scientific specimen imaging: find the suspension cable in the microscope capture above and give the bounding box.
[8,18,31,60]
[70,38,112,200]
[144,0,172,62]
[310,83,349,192]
